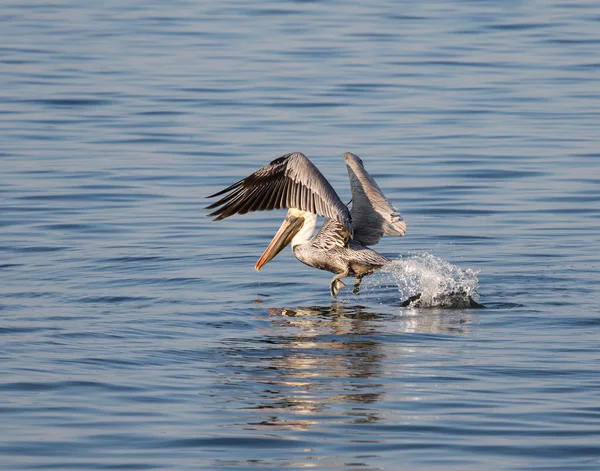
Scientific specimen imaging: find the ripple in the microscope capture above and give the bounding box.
[0,381,143,393]
[77,296,156,304]
[21,98,116,108]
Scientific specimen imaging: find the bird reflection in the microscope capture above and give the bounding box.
[269,303,473,336]
[243,304,386,431]
[218,303,473,432]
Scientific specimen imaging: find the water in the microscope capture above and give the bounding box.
[1,0,599,469]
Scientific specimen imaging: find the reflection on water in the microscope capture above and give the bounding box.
[269,303,474,336]
[392,307,476,334]
[218,304,473,433]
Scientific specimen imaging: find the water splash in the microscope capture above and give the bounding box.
[357,251,481,308]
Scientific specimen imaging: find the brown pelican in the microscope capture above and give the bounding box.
[205,152,406,297]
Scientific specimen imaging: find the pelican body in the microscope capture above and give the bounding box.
[206,152,406,297]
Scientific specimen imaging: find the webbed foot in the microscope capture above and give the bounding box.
[353,275,364,295]
[330,279,345,297]
[329,272,348,297]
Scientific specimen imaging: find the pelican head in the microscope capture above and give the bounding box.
[255,208,309,271]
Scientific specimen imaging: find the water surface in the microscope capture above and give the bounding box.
[1,1,600,470]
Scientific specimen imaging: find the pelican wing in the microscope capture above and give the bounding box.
[343,152,406,246]
[206,152,352,233]
[310,218,350,250]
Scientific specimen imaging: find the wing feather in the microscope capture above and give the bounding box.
[311,218,349,250]
[240,186,265,214]
[264,178,282,211]
[206,152,352,234]
[343,152,406,246]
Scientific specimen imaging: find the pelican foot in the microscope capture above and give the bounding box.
[330,279,345,297]
[353,275,365,295]
[329,273,348,297]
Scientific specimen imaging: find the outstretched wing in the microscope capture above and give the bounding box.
[343,152,406,246]
[206,152,352,234]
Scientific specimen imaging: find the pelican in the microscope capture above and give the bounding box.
[205,152,406,297]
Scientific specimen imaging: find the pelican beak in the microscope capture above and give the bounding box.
[255,215,304,271]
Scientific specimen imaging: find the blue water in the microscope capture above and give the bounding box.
[2,1,600,470]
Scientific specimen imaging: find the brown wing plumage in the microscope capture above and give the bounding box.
[206,152,353,234]
[309,218,350,251]
[343,152,406,246]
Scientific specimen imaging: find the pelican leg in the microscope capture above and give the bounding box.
[329,271,347,297]
[353,275,365,295]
